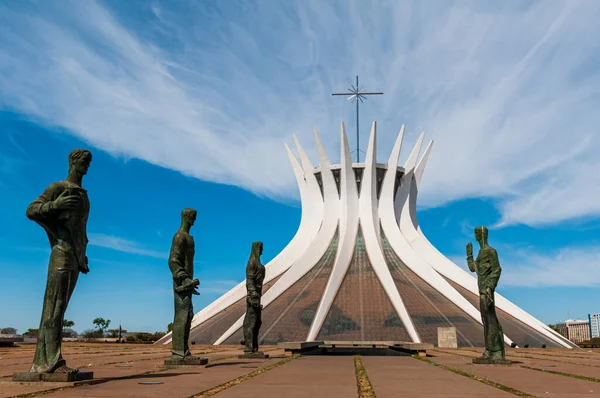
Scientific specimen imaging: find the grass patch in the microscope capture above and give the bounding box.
[412,354,535,398]
[354,355,376,398]
[520,364,600,383]
[191,353,298,397]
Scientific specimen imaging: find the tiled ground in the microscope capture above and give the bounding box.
[1,343,598,397]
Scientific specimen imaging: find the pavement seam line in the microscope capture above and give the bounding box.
[353,355,376,398]
[412,354,537,398]
[519,364,600,383]
[190,353,298,398]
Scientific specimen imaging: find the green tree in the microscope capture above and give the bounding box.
[63,319,75,329]
[167,322,173,333]
[93,318,111,335]
[0,327,17,334]
[107,328,127,338]
[23,328,39,337]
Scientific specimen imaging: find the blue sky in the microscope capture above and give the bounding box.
[1,0,599,333]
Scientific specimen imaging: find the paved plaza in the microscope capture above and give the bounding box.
[1,343,598,397]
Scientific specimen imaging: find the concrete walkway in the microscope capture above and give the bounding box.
[216,356,357,398]
[430,350,598,397]
[2,344,599,397]
[362,356,513,397]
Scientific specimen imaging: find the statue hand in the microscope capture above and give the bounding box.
[181,277,194,286]
[52,190,80,211]
[79,256,90,274]
[249,296,261,308]
[466,242,473,257]
[179,278,199,291]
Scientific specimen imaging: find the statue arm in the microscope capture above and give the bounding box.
[168,234,191,284]
[246,261,260,306]
[489,249,502,289]
[25,183,61,222]
[246,262,258,296]
[466,242,477,272]
[467,254,477,273]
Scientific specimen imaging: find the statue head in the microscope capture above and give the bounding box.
[251,241,263,259]
[68,149,92,176]
[181,208,197,227]
[474,226,488,245]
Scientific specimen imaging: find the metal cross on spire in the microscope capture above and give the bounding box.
[332,76,383,162]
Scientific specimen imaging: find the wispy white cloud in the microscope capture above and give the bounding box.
[499,244,600,288]
[199,279,240,295]
[88,233,167,259]
[449,243,600,288]
[0,1,599,226]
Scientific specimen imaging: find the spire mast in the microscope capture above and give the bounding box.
[332,76,383,162]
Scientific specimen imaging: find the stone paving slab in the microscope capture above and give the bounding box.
[0,345,235,368]
[362,356,513,397]
[458,347,600,366]
[3,345,599,398]
[39,356,281,397]
[438,348,600,377]
[522,360,600,380]
[1,347,239,379]
[1,352,171,378]
[0,381,73,398]
[0,344,255,398]
[0,348,166,367]
[214,356,356,398]
[430,351,598,397]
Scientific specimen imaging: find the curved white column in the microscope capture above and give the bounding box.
[290,135,325,252]
[358,123,420,342]
[215,129,341,345]
[307,123,359,341]
[160,140,321,344]
[402,149,575,348]
[163,120,573,349]
[380,131,515,346]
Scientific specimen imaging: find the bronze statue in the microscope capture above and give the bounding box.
[242,241,266,356]
[466,226,509,364]
[167,208,200,362]
[25,149,92,375]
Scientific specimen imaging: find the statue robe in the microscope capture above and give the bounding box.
[168,230,195,358]
[469,246,505,358]
[243,242,265,353]
[26,181,89,373]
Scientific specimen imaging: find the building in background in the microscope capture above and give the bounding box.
[589,313,600,339]
[556,319,591,344]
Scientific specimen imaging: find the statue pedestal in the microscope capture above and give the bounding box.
[164,357,208,366]
[238,352,269,359]
[12,371,94,382]
[472,357,512,365]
